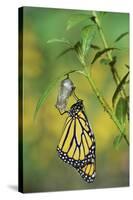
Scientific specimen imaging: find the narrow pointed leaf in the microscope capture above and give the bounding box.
[81,25,95,56]
[91,48,117,64]
[33,78,59,120]
[66,14,91,30]
[74,41,82,55]
[57,47,74,59]
[115,32,129,42]
[74,41,83,62]
[115,97,128,125]
[112,72,129,107]
[90,44,100,50]
[113,134,123,149]
[47,38,71,46]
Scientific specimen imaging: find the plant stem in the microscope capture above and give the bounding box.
[92,11,127,98]
[82,71,129,146]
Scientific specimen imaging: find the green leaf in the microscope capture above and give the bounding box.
[114,32,129,42]
[90,44,100,50]
[113,135,123,149]
[115,97,128,125]
[57,47,74,59]
[47,38,72,46]
[73,41,86,65]
[33,78,59,120]
[81,25,95,56]
[66,14,91,30]
[91,48,117,64]
[74,41,82,55]
[112,72,129,107]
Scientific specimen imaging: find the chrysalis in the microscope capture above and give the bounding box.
[55,78,75,113]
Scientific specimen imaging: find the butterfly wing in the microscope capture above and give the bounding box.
[57,110,96,169]
[77,162,96,183]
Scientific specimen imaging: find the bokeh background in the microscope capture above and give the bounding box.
[21,7,129,192]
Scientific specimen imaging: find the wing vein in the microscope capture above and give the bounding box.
[61,120,73,149]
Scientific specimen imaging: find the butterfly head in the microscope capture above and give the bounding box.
[68,99,83,117]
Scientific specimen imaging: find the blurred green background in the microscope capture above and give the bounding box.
[22,7,129,192]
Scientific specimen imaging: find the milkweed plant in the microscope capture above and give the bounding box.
[34,11,129,148]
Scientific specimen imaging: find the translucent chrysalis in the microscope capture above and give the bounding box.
[55,78,75,113]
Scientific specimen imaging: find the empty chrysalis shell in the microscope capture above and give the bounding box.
[55,78,75,112]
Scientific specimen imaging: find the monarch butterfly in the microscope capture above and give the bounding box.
[57,99,96,183]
